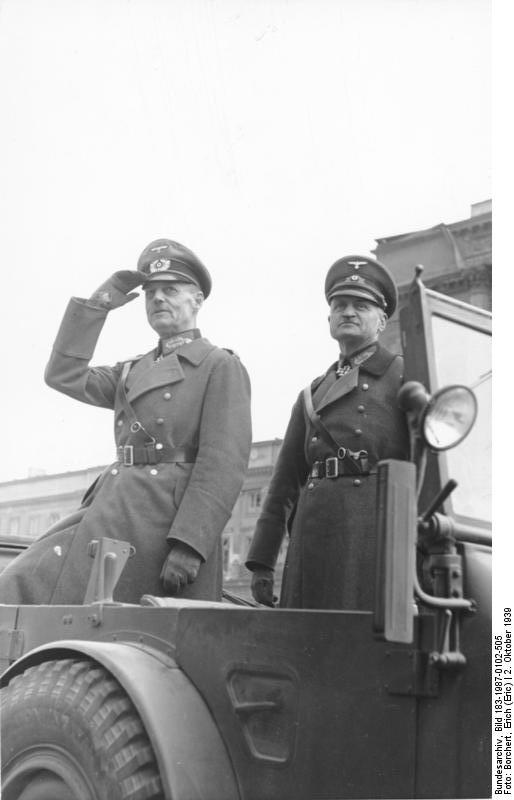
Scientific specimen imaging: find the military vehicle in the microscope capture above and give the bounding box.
[0,271,491,800]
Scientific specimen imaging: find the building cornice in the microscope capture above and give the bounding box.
[398,263,491,299]
[374,210,491,248]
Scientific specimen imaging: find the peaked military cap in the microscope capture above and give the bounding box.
[137,239,212,298]
[325,254,398,317]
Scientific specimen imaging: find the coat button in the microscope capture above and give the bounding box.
[163,392,172,400]
[307,482,314,490]
[355,429,362,436]
[357,405,365,413]
[150,468,158,476]
[155,443,163,450]
[156,418,164,425]
[111,468,118,475]
[362,383,369,391]
[311,435,318,442]
[117,419,123,427]
[353,478,361,487]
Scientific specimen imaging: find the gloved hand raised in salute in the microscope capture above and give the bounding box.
[89,270,144,310]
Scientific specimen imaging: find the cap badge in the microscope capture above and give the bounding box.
[350,274,360,281]
[149,258,172,273]
[348,260,367,270]
[150,244,169,254]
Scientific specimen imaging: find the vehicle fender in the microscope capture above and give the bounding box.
[1,640,240,800]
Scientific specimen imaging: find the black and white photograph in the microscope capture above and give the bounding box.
[0,1,498,798]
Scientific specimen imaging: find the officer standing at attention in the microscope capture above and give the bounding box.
[0,239,252,604]
[246,255,409,610]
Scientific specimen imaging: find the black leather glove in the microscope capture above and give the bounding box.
[251,567,277,607]
[89,270,143,310]
[160,541,202,595]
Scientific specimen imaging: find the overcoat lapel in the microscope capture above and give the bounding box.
[314,345,398,413]
[315,368,359,412]
[311,369,337,405]
[126,353,185,403]
[125,338,216,403]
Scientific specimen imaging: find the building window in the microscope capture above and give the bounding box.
[222,534,231,575]
[248,491,262,510]
[8,517,20,536]
[28,516,40,537]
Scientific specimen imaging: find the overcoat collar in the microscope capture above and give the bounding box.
[170,337,216,365]
[125,338,215,403]
[314,344,399,413]
[358,344,398,377]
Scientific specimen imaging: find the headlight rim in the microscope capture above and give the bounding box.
[420,384,478,452]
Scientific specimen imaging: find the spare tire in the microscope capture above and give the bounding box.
[1,658,163,800]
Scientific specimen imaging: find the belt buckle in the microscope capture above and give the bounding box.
[123,445,134,466]
[325,456,338,479]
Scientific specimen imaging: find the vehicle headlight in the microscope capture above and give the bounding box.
[421,385,477,451]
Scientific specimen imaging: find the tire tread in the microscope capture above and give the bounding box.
[1,658,163,800]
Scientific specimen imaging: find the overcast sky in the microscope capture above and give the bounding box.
[0,0,494,483]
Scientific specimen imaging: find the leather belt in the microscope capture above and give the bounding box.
[309,453,371,479]
[116,444,197,466]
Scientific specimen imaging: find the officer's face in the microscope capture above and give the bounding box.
[328,296,386,351]
[145,281,203,337]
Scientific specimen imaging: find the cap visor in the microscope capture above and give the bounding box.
[328,287,383,306]
[141,272,199,288]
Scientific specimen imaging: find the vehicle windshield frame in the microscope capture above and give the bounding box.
[400,273,491,531]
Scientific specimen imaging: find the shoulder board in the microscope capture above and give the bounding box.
[222,347,241,359]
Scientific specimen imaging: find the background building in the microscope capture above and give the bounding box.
[0,201,491,599]
[374,199,491,352]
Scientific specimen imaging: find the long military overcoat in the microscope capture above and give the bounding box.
[246,345,409,610]
[0,298,251,605]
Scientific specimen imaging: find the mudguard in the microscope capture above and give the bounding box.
[1,639,240,800]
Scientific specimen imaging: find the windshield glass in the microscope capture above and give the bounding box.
[431,315,491,524]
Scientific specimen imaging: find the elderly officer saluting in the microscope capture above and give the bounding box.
[246,255,409,610]
[0,239,251,604]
